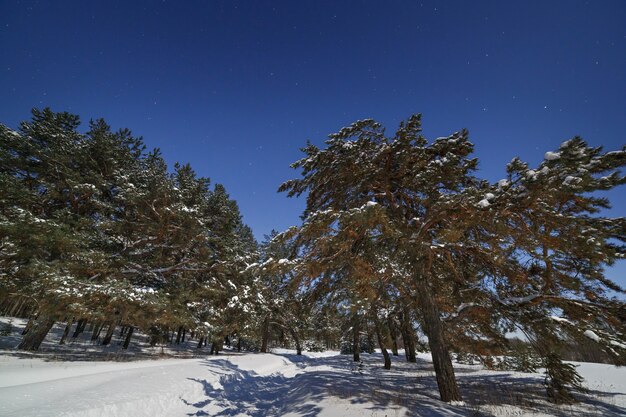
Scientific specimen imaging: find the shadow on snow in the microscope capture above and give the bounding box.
[181,352,626,417]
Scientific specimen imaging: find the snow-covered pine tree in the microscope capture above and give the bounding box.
[1,109,257,351]
[279,114,486,402]
[0,109,111,350]
[475,138,626,403]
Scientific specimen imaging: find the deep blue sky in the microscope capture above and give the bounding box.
[1,1,625,286]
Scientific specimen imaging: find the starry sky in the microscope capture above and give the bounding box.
[1,1,625,287]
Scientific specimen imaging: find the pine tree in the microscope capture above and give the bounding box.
[279,115,481,401]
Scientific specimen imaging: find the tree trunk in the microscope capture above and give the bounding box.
[72,319,87,338]
[366,330,375,354]
[122,326,134,349]
[90,322,102,341]
[22,316,36,335]
[59,318,74,345]
[9,298,24,317]
[18,314,55,351]
[417,286,462,402]
[175,326,183,344]
[388,317,399,356]
[237,337,242,352]
[212,339,222,355]
[260,315,270,353]
[352,316,361,362]
[288,327,302,355]
[197,337,204,349]
[101,322,115,346]
[374,317,391,369]
[400,310,417,362]
[181,328,186,343]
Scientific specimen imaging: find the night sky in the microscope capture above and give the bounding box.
[1,1,625,286]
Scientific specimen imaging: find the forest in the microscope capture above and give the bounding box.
[1,109,625,407]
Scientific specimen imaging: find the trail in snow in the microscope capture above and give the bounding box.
[0,349,625,417]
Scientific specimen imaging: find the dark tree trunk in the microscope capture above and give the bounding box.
[122,326,134,349]
[181,328,186,343]
[260,315,270,353]
[59,318,74,345]
[237,337,242,352]
[72,319,87,338]
[212,339,222,355]
[90,322,102,341]
[388,317,399,356]
[18,314,55,351]
[9,298,24,317]
[400,310,417,362]
[352,316,361,362]
[101,322,115,346]
[22,316,36,335]
[197,337,204,349]
[366,330,375,354]
[402,328,410,361]
[374,318,391,370]
[417,286,462,402]
[175,326,183,344]
[288,327,302,355]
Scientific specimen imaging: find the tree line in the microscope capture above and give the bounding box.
[0,108,258,353]
[1,109,625,405]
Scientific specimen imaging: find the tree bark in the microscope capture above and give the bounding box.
[366,330,375,354]
[90,322,102,341]
[352,316,361,362]
[400,310,417,362]
[72,318,87,338]
[181,328,186,343]
[122,326,134,349]
[175,326,183,344]
[22,316,36,335]
[288,326,302,355]
[388,317,399,356]
[237,336,242,352]
[374,318,391,369]
[18,314,55,351]
[101,322,115,345]
[9,298,24,317]
[417,286,462,402]
[59,318,74,345]
[260,315,270,353]
[212,339,222,355]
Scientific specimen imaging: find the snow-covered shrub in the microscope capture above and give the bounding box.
[304,339,325,352]
[498,349,542,373]
[454,351,481,365]
[238,337,261,352]
[339,337,375,354]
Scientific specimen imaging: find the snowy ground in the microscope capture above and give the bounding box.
[1,318,625,417]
